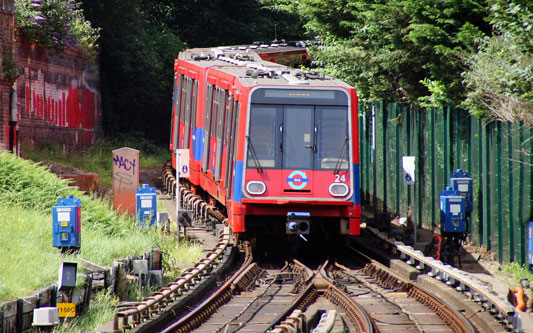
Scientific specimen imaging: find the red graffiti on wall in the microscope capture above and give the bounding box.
[25,85,97,130]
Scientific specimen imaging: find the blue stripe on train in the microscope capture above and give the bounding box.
[352,164,360,205]
[194,128,204,162]
[233,160,244,203]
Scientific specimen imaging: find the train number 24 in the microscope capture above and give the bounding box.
[335,174,346,183]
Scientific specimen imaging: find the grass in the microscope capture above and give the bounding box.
[52,290,119,333]
[22,133,170,187]
[498,262,533,285]
[0,147,202,306]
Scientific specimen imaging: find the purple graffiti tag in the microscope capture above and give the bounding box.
[113,155,136,175]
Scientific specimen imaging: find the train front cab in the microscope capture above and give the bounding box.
[231,86,361,238]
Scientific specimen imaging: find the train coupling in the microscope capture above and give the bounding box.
[286,212,310,241]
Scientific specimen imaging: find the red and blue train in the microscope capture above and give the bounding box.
[170,43,360,241]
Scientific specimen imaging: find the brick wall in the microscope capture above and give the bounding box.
[0,0,15,152]
[14,42,103,152]
[0,0,102,154]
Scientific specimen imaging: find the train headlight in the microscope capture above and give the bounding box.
[329,183,349,197]
[246,181,266,195]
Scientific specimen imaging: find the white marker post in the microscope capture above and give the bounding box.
[175,149,190,241]
[402,156,416,244]
[176,149,180,241]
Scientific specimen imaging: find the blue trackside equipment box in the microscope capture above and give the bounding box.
[136,184,157,228]
[440,187,466,233]
[450,169,473,213]
[52,195,81,249]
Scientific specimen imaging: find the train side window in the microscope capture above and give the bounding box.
[211,88,219,140]
[184,78,192,127]
[217,89,227,141]
[316,106,349,170]
[223,94,234,188]
[205,85,214,135]
[184,78,193,147]
[191,80,198,132]
[224,94,233,146]
[180,76,187,125]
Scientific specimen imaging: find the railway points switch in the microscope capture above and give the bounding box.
[449,169,473,213]
[136,184,157,228]
[52,195,81,251]
[439,187,466,233]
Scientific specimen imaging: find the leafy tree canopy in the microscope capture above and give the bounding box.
[15,0,99,57]
[261,0,491,107]
[462,0,533,122]
[80,0,307,143]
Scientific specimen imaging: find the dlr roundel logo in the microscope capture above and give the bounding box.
[286,170,309,190]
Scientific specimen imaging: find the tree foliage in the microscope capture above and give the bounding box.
[140,0,307,47]
[462,0,533,122]
[262,0,491,107]
[15,0,99,57]
[80,0,306,143]
[80,0,184,142]
[263,0,532,122]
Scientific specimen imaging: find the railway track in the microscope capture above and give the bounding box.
[118,162,514,332]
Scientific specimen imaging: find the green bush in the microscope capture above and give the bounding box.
[22,136,169,187]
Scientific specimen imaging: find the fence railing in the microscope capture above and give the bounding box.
[358,101,532,264]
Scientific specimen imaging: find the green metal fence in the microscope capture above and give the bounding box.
[359,101,533,264]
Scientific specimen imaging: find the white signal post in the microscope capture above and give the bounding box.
[402,156,416,244]
[175,149,190,241]
[176,149,180,241]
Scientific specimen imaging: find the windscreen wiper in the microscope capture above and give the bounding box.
[334,137,348,175]
[247,136,263,173]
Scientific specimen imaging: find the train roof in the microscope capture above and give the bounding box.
[177,46,352,89]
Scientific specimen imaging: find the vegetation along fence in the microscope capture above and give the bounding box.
[358,101,532,264]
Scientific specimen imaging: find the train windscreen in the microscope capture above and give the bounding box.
[247,90,349,171]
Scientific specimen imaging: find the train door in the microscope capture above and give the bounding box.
[170,74,182,152]
[190,80,198,160]
[202,85,214,172]
[220,94,234,185]
[227,100,240,199]
[209,87,223,176]
[214,89,227,180]
[183,77,193,149]
[281,106,314,194]
[178,77,188,149]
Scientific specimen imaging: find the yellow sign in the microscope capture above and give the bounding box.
[57,303,76,317]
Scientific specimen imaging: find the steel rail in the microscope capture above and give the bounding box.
[265,260,375,333]
[262,260,322,333]
[317,265,375,333]
[362,259,475,333]
[367,226,517,330]
[112,164,232,332]
[112,226,231,332]
[160,241,255,333]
